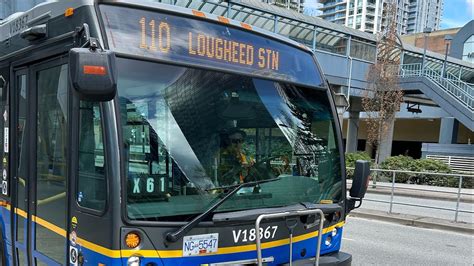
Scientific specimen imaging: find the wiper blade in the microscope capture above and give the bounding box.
[165,177,280,243]
[205,177,280,192]
[205,178,274,192]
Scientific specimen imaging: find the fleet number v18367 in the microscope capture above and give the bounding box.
[232,226,278,243]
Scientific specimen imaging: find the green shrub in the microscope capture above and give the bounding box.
[379,155,413,183]
[345,152,371,178]
[409,159,454,187]
[346,154,467,188]
[378,156,460,187]
[461,175,473,189]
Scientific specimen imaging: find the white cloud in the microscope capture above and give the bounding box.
[466,0,474,15]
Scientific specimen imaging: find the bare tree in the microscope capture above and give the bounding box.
[362,1,404,165]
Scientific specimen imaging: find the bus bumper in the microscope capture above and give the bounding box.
[283,251,352,266]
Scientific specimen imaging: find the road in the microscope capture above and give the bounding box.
[362,192,473,223]
[341,216,474,265]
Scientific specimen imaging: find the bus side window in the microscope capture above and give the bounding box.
[77,102,106,212]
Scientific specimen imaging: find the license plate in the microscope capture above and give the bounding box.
[183,233,219,256]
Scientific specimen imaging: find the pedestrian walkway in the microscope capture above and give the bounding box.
[347,179,473,231]
[347,179,474,203]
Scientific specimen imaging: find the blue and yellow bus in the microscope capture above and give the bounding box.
[0,0,370,265]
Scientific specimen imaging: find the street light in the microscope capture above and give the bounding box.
[442,35,453,78]
[333,92,349,129]
[421,27,432,73]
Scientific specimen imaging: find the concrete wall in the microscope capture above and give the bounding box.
[401,28,461,54]
[342,118,474,144]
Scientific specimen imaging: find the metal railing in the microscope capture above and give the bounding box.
[398,63,474,110]
[358,168,474,222]
[426,154,474,174]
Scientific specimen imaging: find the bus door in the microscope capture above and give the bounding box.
[12,58,70,266]
[12,68,28,266]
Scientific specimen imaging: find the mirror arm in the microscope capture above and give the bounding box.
[346,197,363,213]
[88,37,102,51]
[74,23,91,48]
[74,23,103,51]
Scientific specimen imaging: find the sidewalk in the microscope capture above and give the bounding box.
[347,180,474,203]
[346,180,473,232]
[349,208,473,234]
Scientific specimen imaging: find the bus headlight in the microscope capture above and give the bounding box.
[331,228,338,237]
[127,256,141,266]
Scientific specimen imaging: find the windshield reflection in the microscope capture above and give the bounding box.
[117,58,342,220]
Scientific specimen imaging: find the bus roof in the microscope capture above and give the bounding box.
[0,0,94,43]
[0,0,313,56]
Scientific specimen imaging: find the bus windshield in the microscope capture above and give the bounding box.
[118,58,343,221]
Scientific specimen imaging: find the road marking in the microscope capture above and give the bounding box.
[342,237,354,241]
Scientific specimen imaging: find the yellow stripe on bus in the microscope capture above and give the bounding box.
[32,215,67,237]
[15,208,27,218]
[2,205,345,259]
[76,237,122,258]
[123,221,345,258]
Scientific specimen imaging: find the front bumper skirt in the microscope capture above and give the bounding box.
[282,251,352,266]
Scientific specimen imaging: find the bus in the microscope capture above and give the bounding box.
[0,0,370,265]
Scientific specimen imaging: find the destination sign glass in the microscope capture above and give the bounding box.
[99,5,323,87]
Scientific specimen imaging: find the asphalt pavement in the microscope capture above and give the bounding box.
[341,216,474,265]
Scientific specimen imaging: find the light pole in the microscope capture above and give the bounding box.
[334,92,349,129]
[442,35,453,78]
[421,27,432,73]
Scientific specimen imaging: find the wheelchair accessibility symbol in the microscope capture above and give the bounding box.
[70,246,78,266]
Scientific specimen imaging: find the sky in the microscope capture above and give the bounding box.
[440,0,473,29]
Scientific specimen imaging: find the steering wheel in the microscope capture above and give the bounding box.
[244,156,278,182]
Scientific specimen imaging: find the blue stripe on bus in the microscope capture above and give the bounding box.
[0,205,343,265]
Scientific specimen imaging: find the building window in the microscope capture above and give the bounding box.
[462,35,474,64]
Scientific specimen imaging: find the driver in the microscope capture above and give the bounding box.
[218,128,253,185]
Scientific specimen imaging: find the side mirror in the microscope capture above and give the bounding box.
[350,160,370,199]
[69,47,117,101]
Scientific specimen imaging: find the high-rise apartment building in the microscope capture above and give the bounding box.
[382,0,410,34]
[317,0,443,35]
[0,0,43,19]
[406,0,443,34]
[266,0,307,13]
[318,0,349,26]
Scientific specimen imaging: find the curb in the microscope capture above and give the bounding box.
[349,209,473,234]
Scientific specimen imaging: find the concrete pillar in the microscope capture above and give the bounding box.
[345,111,360,152]
[365,141,373,157]
[439,117,459,144]
[377,118,395,163]
[338,113,344,130]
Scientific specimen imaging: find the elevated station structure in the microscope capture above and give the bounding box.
[156,0,473,161]
[2,0,472,161]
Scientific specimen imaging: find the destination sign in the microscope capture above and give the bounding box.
[100,5,323,87]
